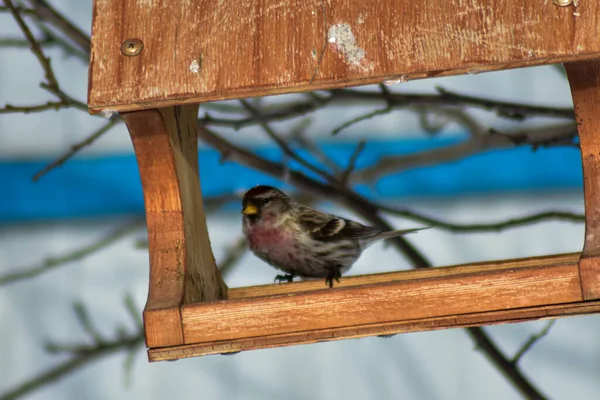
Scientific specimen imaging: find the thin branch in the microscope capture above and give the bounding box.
[331,106,393,135]
[333,87,575,120]
[0,5,37,16]
[240,99,332,179]
[340,140,366,184]
[218,236,249,278]
[354,122,577,183]
[25,0,91,55]
[1,299,143,400]
[435,86,568,121]
[4,0,86,112]
[30,18,90,62]
[198,86,574,130]
[378,207,585,232]
[0,219,144,286]
[72,302,105,344]
[201,96,332,129]
[4,0,59,89]
[467,327,547,400]
[290,119,344,174]
[0,100,65,114]
[32,118,120,181]
[511,320,557,366]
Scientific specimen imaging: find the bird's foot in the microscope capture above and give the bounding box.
[324,265,342,288]
[274,274,295,284]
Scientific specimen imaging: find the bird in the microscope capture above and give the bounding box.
[241,185,427,288]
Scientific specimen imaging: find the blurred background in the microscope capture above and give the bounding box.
[0,1,598,399]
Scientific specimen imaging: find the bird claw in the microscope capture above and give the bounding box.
[324,266,342,288]
[274,274,295,284]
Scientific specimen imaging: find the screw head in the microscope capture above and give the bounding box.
[120,38,144,57]
[553,0,572,6]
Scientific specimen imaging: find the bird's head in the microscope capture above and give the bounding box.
[241,185,292,224]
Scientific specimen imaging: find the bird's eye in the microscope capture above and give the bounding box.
[262,198,271,205]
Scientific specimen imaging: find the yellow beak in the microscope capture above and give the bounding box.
[242,203,258,215]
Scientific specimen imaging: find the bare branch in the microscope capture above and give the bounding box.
[218,236,248,278]
[32,118,120,181]
[4,0,87,112]
[25,0,91,55]
[340,140,366,184]
[199,86,574,132]
[511,320,557,366]
[467,327,548,400]
[1,299,143,400]
[0,5,37,16]
[333,87,574,120]
[378,206,585,232]
[0,100,65,114]
[331,106,393,136]
[4,0,59,89]
[72,302,105,344]
[0,219,144,287]
[353,121,577,183]
[240,99,332,179]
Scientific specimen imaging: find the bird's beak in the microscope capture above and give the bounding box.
[242,203,258,216]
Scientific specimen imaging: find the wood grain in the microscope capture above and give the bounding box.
[88,0,600,112]
[149,300,600,361]
[181,254,582,344]
[566,60,600,300]
[123,106,227,347]
[228,252,580,299]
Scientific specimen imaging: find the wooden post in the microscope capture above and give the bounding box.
[122,105,227,348]
[566,60,600,301]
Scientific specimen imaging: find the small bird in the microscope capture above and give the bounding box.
[241,185,427,287]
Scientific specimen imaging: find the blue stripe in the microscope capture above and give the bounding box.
[0,138,582,222]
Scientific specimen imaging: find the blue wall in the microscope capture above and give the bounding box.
[0,137,583,222]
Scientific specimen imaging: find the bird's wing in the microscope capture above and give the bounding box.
[298,206,381,241]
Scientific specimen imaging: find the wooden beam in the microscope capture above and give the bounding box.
[181,254,581,343]
[566,60,600,300]
[122,105,227,348]
[88,0,600,112]
[149,300,600,361]
[145,253,596,361]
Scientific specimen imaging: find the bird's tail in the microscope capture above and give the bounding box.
[376,226,430,241]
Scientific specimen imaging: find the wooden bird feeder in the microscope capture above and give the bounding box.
[88,0,600,362]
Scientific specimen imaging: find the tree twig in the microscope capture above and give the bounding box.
[353,122,577,183]
[0,219,144,286]
[0,100,66,114]
[32,118,120,181]
[331,106,393,136]
[4,0,86,112]
[0,298,144,400]
[340,140,366,184]
[240,99,332,179]
[378,206,585,232]
[511,320,557,366]
[25,0,91,55]
[467,327,548,400]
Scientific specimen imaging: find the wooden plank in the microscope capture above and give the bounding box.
[122,106,227,347]
[181,254,583,344]
[88,0,600,112]
[149,300,600,361]
[229,252,580,299]
[565,60,600,300]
